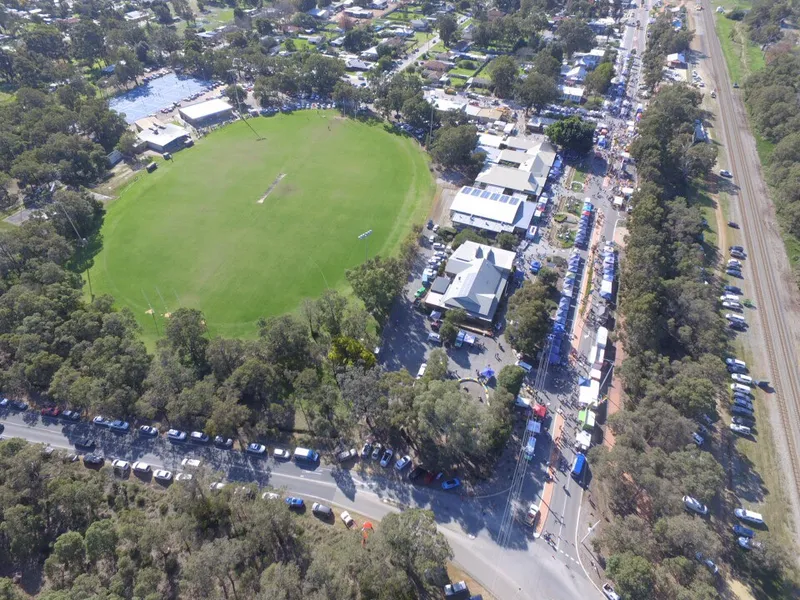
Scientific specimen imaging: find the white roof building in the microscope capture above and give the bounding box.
[136,122,189,152]
[561,85,586,103]
[179,99,234,126]
[425,242,515,322]
[475,138,558,198]
[450,186,535,234]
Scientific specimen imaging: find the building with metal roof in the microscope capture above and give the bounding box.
[424,242,515,323]
[450,186,536,235]
[179,99,234,127]
[474,138,557,199]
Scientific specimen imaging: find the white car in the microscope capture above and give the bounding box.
[416,363,427,379]
[154,469,173,482]
[730,423,752,435]
[683,495,708,515]
[380,448,394,467]
[722,301,742,311]
[112,459,130,472]
[731,373,753,385]
[395,455,412,471]
[734,507,764,525]
[273,448,291,460]
[132,461,150,473]
[209,482,226,491]
[692,432,704,446]
[602,583,621,600]
[175,472,193,482]
[262,491,280,500]
[340,511,355,528]
[180,458,201,469]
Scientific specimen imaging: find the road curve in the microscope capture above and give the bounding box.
[699,0,800,537]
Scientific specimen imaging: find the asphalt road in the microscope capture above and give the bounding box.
[697,0,800,539]
[0,410,601,600]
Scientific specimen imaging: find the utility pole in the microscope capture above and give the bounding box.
[358,229,373,262]
[228,64,263,141]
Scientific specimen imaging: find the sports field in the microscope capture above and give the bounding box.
[92,112,435,339]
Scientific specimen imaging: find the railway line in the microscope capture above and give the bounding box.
[700,0,800,534]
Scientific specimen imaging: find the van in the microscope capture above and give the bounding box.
[734,508,764,525]
[571,453,587,479]
[719,294,740,302]
[293,447,319,462]
[725,313,746,324]
[731,383,752,395]
[515,360,533,373]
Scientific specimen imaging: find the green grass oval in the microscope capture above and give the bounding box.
[93,112,435,339]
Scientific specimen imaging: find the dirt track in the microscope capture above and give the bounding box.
[698,0,800,543]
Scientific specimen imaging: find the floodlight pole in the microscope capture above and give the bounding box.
[358,229,373,262]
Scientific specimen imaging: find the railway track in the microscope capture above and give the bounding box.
[700,0,800,527]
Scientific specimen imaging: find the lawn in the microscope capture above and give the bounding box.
[714,6,765,83]
[91,112,435,340]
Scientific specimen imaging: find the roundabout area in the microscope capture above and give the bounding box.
[93,112,435,338]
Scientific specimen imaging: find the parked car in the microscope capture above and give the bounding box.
[190,431,210,444]
[62,410,81,421]
[167,429,187,442]
[340,511,355,528]
[109,420,130,432]
[732,373,753,385]
[214,436,234,449]
[285,497,304,509]
[246,443,266,455]
[602,583,621,600]
[730,423,752,435]
[93,416,110,427]
[395,455,412,471]
[273,448,291,459]
[683,495,708,515]
[380,448,394,467]
[112,459,130,473]
[734,508,764,525]
[360,441,372,459]
[738,536,763,550]
[720,169,733,178]
[692,432,704,446]
[132,461,151,474]
[312,502,333,519]
[83,454,104,467]
[695,552,719,575]
[336,448,357,463]
[180,458,201,469]
[371,443,382,460]
[139,425,158,437]
[733,524,754,538]
[40,406,61,417]
[154,469,173,482]
[442,478,461,490]
[444,581,468,597]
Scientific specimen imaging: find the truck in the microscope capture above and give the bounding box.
[293,447,319,463]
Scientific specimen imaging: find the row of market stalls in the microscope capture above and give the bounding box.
[548,250,584,365]
[599,243,617,302]
[574,325,611,452]
[574,200,595,248]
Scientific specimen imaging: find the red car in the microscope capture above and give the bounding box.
[40,406,61,417]
[431,319,442,331]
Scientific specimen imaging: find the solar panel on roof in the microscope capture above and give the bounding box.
[462,187,473,194]
[509,198,519,205]
[490,193,500,201]
[481,190,491,198]
[471,188,482,196]
[499,196,508,203]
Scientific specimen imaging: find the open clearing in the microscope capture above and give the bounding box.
[92,112,435,339]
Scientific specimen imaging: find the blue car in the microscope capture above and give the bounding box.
[285,497,304,509]
[93,416,111,427]
[442,478,461,490]
[246,443,266,455]
[733,524,754,538]
[109,420,130,432]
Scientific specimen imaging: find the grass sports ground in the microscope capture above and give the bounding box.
[92,111,436,339]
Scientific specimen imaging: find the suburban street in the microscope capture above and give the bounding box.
[0,409,599,600]
[696,0,800,540]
